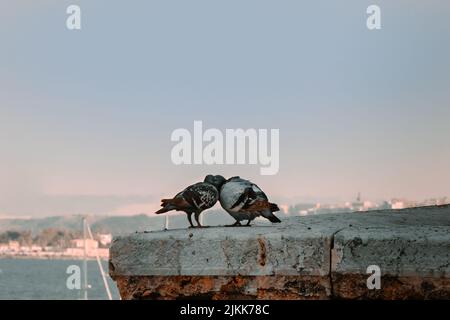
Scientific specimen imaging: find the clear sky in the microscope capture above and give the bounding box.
[1,0,449,217]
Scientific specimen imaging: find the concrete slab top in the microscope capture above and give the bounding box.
[109,205,450,277]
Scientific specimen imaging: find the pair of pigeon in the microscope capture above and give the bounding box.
[155,175,281,227]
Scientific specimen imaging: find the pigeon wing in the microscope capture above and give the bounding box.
[183,183,218,210]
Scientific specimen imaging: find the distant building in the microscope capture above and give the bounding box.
[0,237,109,259]
[352,192,365,211]
[71,238,98,250]
[98,234,112,246]
[279,205,289,215]
[65,238,109,259]
[30,245,42,252]
[8,241,19,251]
[363,201,374,210]
[96,248,109,258]
[391,200,405,210]
[378,201,392,210]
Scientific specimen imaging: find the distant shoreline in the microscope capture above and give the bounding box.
[0,255,108,261]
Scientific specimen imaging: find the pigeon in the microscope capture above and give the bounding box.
[219,176,281,226]
[155,175,226,228]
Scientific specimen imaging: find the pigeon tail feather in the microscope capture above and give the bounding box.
[270,202,280,212]
[155,198,190,214]
[261,209,281,223]
[155,206,172,214]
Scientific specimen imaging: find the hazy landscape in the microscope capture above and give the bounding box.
[0,211,239,236]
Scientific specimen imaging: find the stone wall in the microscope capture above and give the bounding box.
[109,205,450,299]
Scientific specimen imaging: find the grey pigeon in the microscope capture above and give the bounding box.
[155,175,226,228]
[219,176,281,226]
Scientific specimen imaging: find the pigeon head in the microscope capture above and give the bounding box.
[204,174,226,190]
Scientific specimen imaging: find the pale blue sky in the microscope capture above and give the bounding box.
[1,1,449,216]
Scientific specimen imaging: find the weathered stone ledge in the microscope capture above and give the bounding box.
[109,205,450,299]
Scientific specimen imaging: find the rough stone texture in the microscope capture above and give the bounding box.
[109,205,450,299]
[331,224,450,299]
[113,275,330,300]
[109,225,333,277]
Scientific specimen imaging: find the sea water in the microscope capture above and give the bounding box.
[0,258,120,300]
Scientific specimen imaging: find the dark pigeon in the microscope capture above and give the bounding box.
[155,175,226,228]
[219,176,281,226]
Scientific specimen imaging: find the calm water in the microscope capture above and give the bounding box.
[0,258,120,300]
